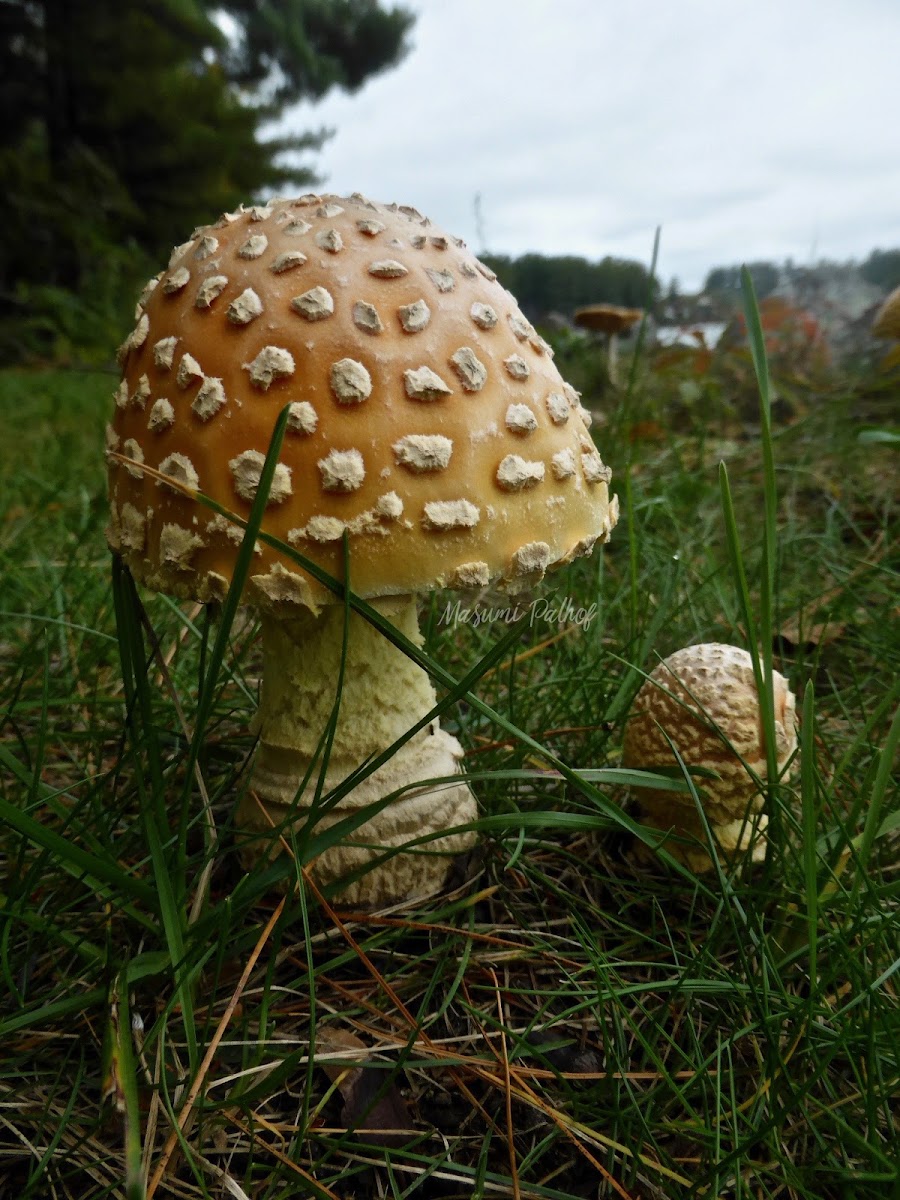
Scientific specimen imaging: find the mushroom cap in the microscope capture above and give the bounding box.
[872,286,900,340]
[107,194,618,611]
[622,643,797,833]
[573,304,643,335]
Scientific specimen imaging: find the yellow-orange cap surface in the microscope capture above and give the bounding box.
[107,194,618,610]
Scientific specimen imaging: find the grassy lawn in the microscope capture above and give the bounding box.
[0,331,897,1199]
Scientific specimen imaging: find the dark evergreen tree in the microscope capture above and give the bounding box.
[481,251,656,320]
[0,0,413,354]
[217,0,415,104]
[704,261,779,299]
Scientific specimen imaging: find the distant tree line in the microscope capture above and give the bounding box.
[482,252,657,321]
[704,250,900,299]
[0,0,413,360]
[703,261,780,299]
[474,242,900,329]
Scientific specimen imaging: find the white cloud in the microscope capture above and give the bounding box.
[281,0,900,289]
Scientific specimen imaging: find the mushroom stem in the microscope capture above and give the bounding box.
[607,333,619,386]
[236,595,477,903]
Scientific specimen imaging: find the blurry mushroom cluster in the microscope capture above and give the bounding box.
[872,285,900,369]
[873,285,900,340]
[106,193,619,905]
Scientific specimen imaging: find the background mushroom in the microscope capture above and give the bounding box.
[622,643,797,872]
[872,285,900,370]
[573,303,643,385]
[107,193,619,905]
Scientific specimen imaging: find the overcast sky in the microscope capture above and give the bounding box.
[284,0,900,290]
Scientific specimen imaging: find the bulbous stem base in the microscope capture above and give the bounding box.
[236,595,477,905]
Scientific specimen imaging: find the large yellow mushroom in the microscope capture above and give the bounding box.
[106,193,619,905]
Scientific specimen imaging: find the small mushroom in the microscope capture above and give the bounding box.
[872,286,900,370]
[872,286,900,340]
[107,193,620,905]
[622,644,797,871]
[573,304,643,386]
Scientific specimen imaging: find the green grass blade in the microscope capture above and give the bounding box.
[847,702,900,910]
[800,681,819,980]
[0,766,156,910]
[740,266,779,785]
[104,972,145,1200]
[620,227,661,638]
[111,557,196,1069]
[188,404,291,758]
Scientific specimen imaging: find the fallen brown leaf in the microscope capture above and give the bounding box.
[316,1027,413,1148]
[774,613,847,653]
[523,1030,604,1078]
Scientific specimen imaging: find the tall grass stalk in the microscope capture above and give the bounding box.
[619,226,661,641]
[739,265,781,789]
[717,269,792,876]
